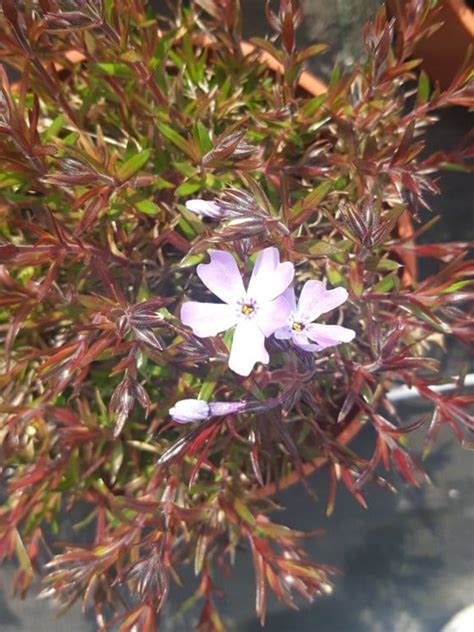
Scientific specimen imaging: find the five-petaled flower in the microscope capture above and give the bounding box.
[181,247,294,376]
[275,281,355,351]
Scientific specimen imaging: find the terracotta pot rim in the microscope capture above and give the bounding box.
[238,39,327,95]
[56,36,325,94]
[387,0,474,92]
[188,34,327,96]
[446,0,474,36]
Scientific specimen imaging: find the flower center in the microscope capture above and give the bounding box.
[241,303,255,316]
[291,321,305,333]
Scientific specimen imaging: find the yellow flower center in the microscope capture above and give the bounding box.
[291,321,304,333]
[241,304,255,316]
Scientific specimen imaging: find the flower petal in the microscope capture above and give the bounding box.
[247,247,294,303]
[297,280,348,323]
[181,301,237,337]
[228,320,269,376]
[291,333,319,352]
[304,323,355,349]
[274,325,292,340]
[170,399,210,423]
[256,293,292,337]
[282,287,297,312]
[185,199,224,219]
[197,250,245,304]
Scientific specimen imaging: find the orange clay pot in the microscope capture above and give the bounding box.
[388,0,474,91]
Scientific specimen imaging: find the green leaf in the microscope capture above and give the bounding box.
[376,258,401,272]
[295,43,329,64]
[109,443,124,484]
[405,303,450,333]
[43,113,65,141]
[179,253,205,268]
[14,530,34,576]
[278,560,324,581]
[302,181,332,208]
[329,63,341,91]
[157,121,199,161]
[193,122,213,154]
[154,176,175,190]
[117,149,151,180]
[302,94,326,117]
[233,497,255,526]
[134,199,160,216]
[119,50,142,63]
[55,451,80,491]
[126,441,162,455]
[94,62,132,77]
[439,280,470,294]
[291,181,332,223]
[334,176,349,190]
[441,162,471,173]
[175,181,202,196]
[198,379,217,402]
[416,70,430,105]
[372,273,399,293]
[174,162,196,177]
[197,366,225,402]
[194,534,208,576]
[250,37,284,63]
[327,266,344,286]
[295,239,342,257]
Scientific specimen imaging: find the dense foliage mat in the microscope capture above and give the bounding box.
[0,1,472,629]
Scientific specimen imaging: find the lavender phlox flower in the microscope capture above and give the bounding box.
[275,281,355,352]
[185,199,225,219]
[169,399,247,424]
[181,247,294,376]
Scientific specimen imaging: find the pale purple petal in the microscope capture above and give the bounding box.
[255,293,292,337]
[197,250,245,304]
[272,289,296,340]
[247,247,294,303]
[297,281,349,323]
[281,287,297,312]
[304,323,355,349]
[185,199,224,219]
[228,320,269,376]
[170,399,210,423]
[291,333,319,352]
[274,325,292,341]
[181,301,238,337]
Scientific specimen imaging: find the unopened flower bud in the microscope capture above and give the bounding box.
[208,401,247,416]
[169,399,210,424]
[169,399,248,424]
[185,199,225,220]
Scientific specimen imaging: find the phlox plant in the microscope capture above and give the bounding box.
[0,1,473,630]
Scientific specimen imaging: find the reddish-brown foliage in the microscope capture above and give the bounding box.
[0,0,472,630]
